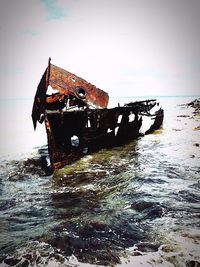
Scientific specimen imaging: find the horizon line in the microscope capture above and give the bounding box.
[0,94,200,101]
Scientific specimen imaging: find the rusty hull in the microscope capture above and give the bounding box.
[44,101,164,170]
[32,59,164,171]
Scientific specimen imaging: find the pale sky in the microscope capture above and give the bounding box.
[0,0,200,99]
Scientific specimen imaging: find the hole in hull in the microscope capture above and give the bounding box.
[71,135,79,147]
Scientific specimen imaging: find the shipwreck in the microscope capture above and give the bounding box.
[32,58,164,170]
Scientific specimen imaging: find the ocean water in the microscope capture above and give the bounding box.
[0,96,200,267]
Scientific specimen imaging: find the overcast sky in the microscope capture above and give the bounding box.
[0,0,200,99]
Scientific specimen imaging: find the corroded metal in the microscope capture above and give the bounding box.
[32,59,164,171]
[32,58,109,129]
[49,64,109,108]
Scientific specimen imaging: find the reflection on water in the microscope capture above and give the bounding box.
[0,97,200,266]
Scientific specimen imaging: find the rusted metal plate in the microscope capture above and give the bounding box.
[49,64,109,108]
[32,68,48,129]
[32,58,109,129]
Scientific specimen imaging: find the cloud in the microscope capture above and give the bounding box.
[40,0,67,20]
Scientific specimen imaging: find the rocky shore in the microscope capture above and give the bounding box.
[187,98,200,115]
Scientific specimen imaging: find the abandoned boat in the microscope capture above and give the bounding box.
[32,58,164,170]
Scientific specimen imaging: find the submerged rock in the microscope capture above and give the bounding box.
[186,260,200,267]
[135,242,160,252]
[4,257,21,266]
[17,260,29,267]
[131,201,160,212]
[187,98,200,115]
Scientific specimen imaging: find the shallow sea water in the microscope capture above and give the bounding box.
[0,97,200,267]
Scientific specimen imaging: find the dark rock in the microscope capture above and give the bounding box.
[132,251,143,256]
[22,254,32,261]
[145,206,164,218]
[36,255,42,265]
[4,257,21,266]
[194,143,199,147]
[17,260,29,267]
[131,201,158,212]
[135,242,160,252]
[186,260,200,267]
[54,253,65,263]
[0,255,6,264]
